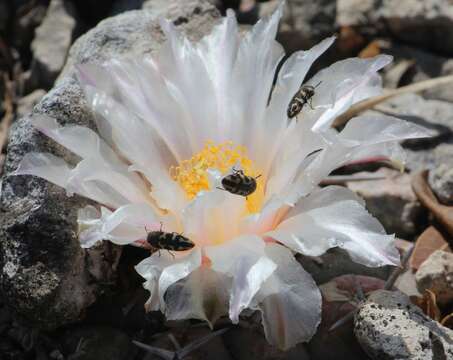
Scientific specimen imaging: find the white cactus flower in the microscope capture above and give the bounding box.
[15,5,430,350]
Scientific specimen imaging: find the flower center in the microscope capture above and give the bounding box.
[170,140,264,213]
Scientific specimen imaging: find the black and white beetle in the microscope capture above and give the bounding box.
[217,168,261,197]
[287,81,322,119]
[146,223,195,255]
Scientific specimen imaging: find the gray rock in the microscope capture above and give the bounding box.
[428,164,453,205]
[337,0,453,55]
[0,0,220,330]
[60,0,219,80]
[415,250,453,305]
[16,89,46,119]
[260,0,336,52]
[0,77,122,330]
[31,0,78,89]
[354,290,453,360]
[346,168,425,238]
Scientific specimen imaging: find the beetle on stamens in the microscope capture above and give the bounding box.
[217,168,261,197]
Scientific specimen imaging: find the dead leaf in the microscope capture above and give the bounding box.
[337,26,365,54]
[359,40,381,58]
[411,289,441,322]
[412,171,453,238]
[410,226,451,270]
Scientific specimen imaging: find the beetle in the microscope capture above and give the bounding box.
[217,168,261,197]
[287,81,322,119]
[146,223,194,256]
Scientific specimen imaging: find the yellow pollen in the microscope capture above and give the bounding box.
[170,140,264,213]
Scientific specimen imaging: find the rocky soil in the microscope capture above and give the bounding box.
[0,0,453,359]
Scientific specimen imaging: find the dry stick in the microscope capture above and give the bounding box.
[328,245,414,332]
[384,243,415,290]
[333,74,453,128]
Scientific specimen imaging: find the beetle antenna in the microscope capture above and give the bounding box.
[255,174,262,180]
[159,222,163,232]
[314,81,322,88]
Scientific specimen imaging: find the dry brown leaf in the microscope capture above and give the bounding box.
[441,313,453,329]
[412,171,453,238]
[337,26,365,54]
[411,289,441,322]
[410,226,451,270]
[359,40,381,58]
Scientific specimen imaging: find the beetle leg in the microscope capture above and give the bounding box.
[309,97,314,110]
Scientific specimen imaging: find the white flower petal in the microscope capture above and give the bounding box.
[67,158,151,205]
[266,186,400,266]
[197,10,239,140]
[78,203,162,247]
[31,114,123,166]
[234,4,285,151]
[158,20,219,149]
[81,85,186,211]
[339,113,433,144]
[205,235,277,323]
[77,60,193,162]
[182,189,246,246]
[251,243,321,350]
[304,55,392,131]
[135,252,180,312]
[14,152,73,189]
[135,249,202,313]
[164,267,230,325]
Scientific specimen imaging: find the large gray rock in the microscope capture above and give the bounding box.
[0,0,220,330]
[354,290,453,360]
[59,0,219,80]
[346,168,425,238]
[260,0,336,53]
[415,250,453,305]
[31,0,78,88]
[337,0,453,55]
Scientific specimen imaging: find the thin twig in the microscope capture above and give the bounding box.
[333,74,453,127]
[132,340,175,360]
[384,244,415,290]
[328,309,358,332]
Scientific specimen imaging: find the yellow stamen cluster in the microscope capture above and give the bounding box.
[170,140,264,213]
